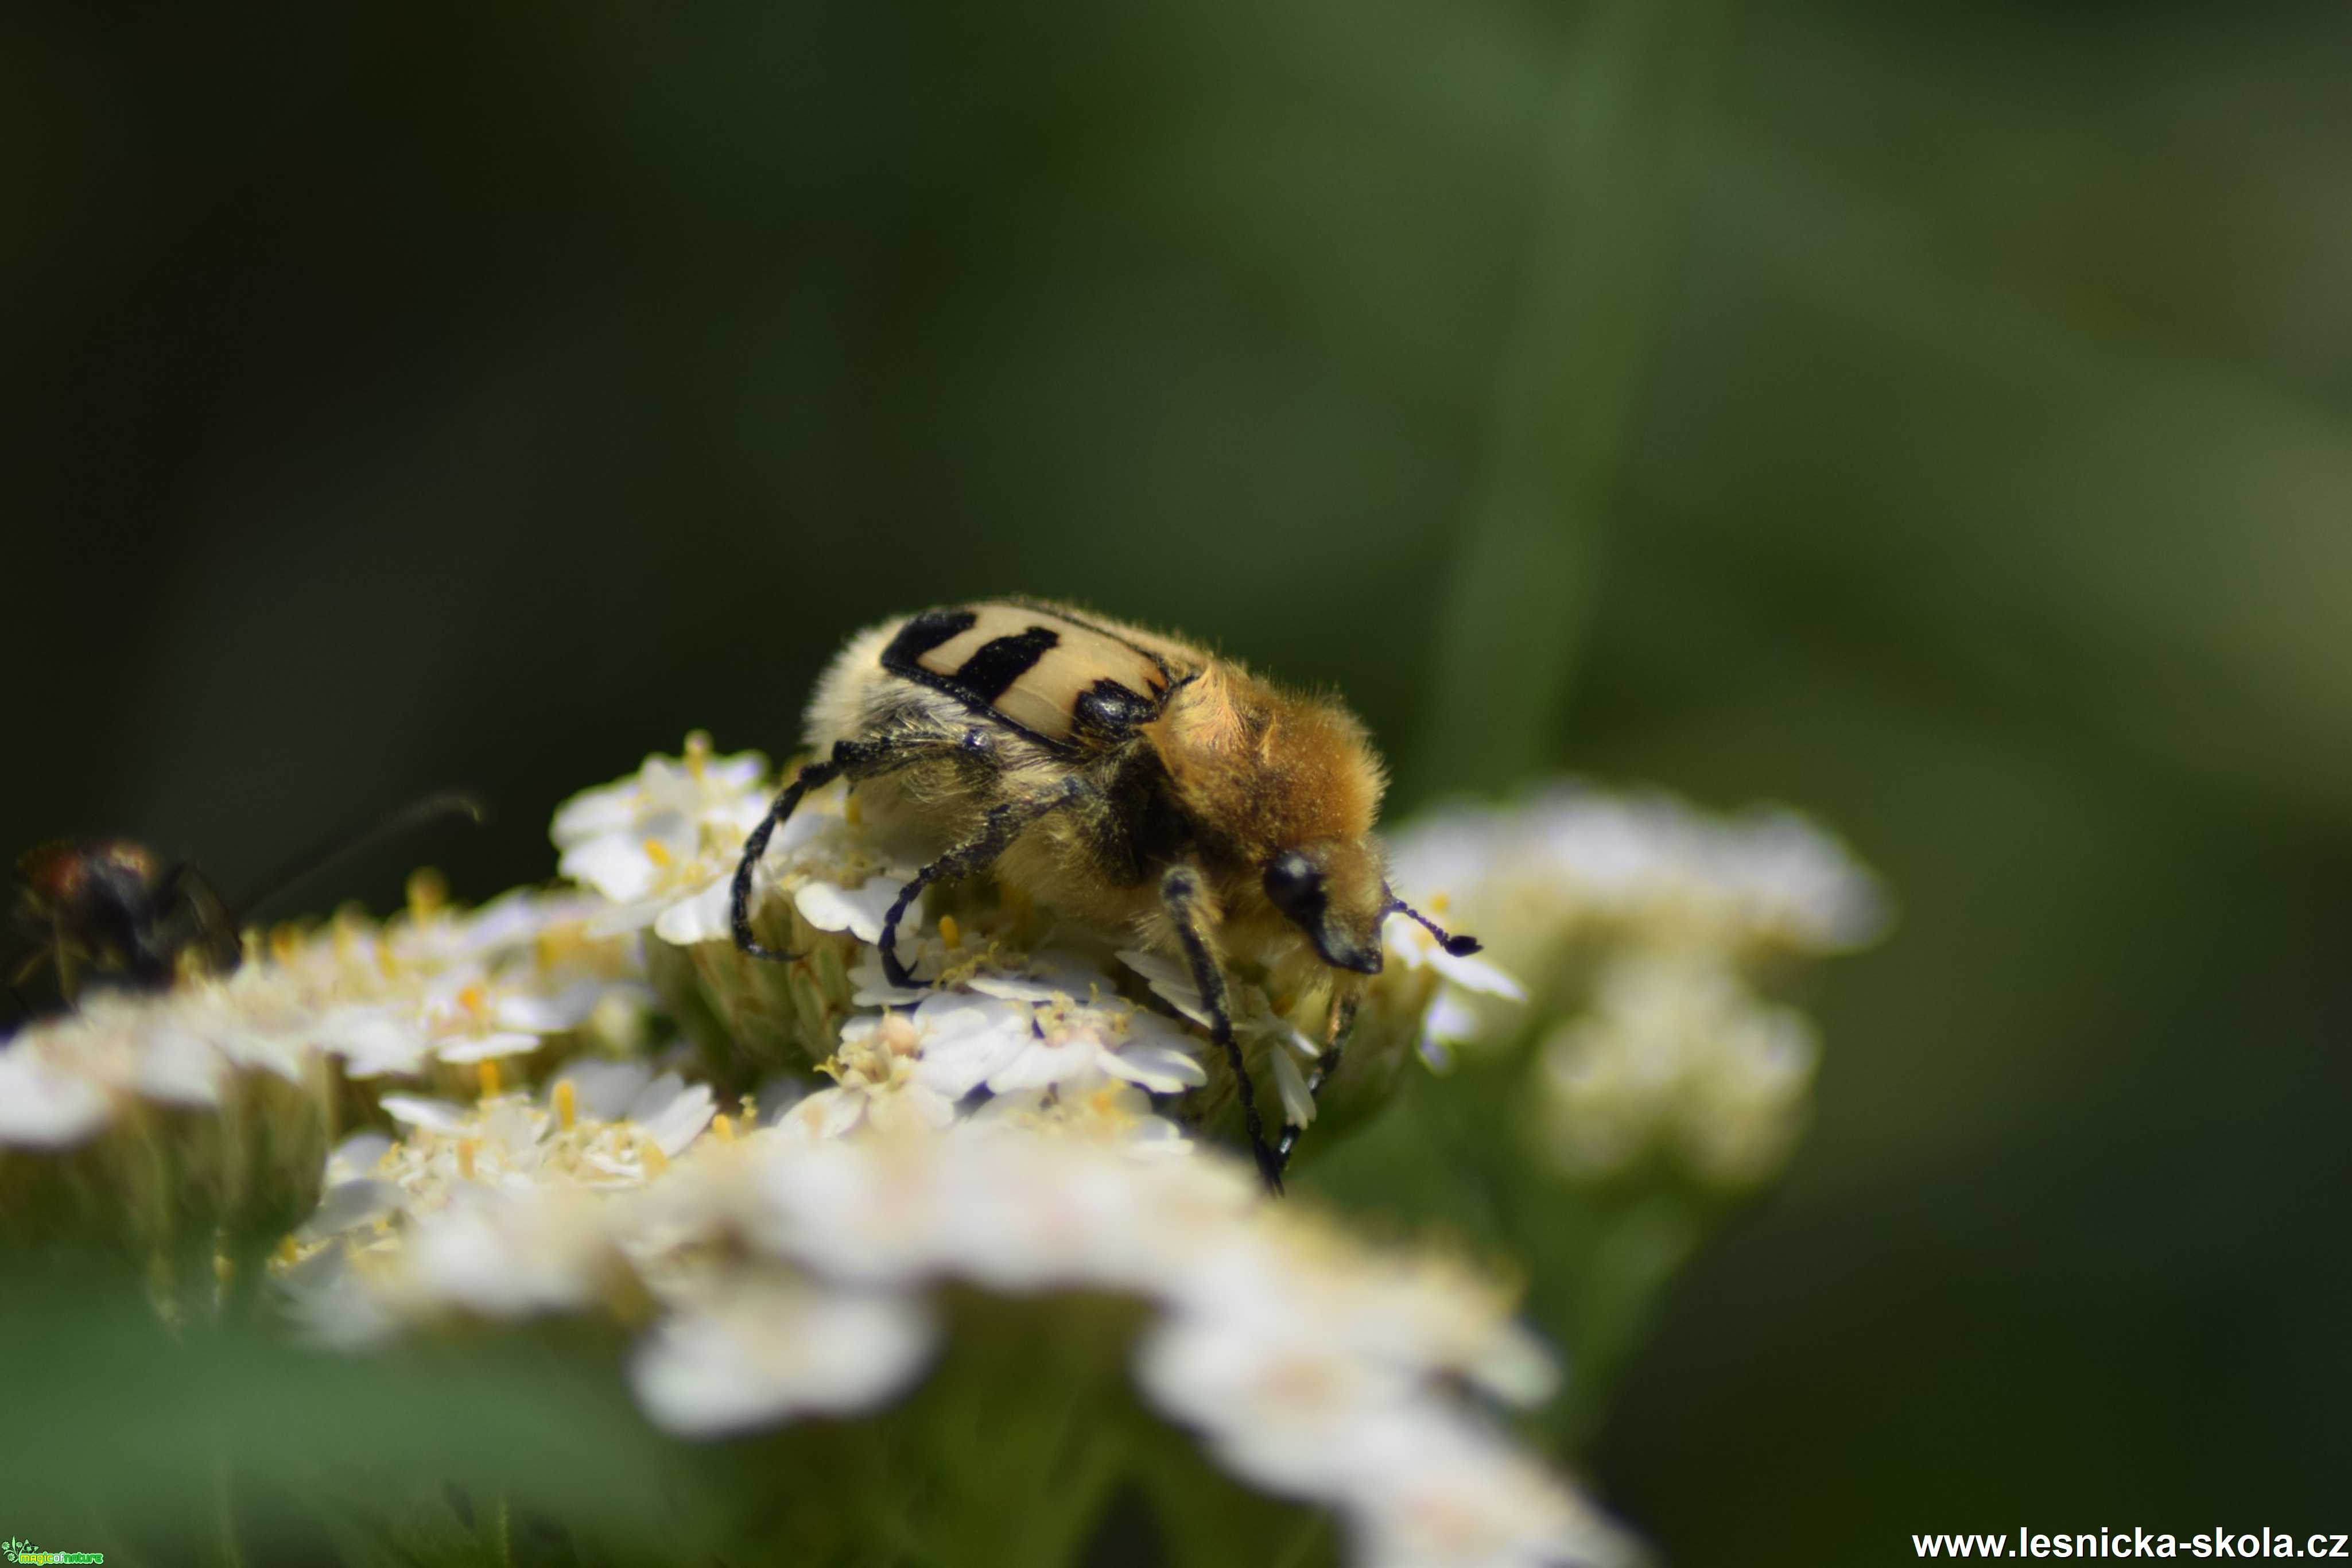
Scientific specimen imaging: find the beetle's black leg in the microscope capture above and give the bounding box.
[732,757,845,961]
[1274,988,1360,1174]
[1162,863,1282,1196]
[734,735,920,960]
[876,779,1088,988]
[737,729,1007,965]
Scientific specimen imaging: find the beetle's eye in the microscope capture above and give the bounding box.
[1262,851,1321,913]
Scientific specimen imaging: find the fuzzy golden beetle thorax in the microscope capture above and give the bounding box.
[1143,665,1393,971]
[1144,667,1384,852]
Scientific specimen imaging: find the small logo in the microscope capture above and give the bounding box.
[2,1541,105,1565]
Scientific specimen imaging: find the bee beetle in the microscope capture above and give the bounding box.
[4,791,484,1024]
[729,598,1477,1190]
[8,840,242,1003]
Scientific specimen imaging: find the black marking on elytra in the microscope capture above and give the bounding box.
[877,603,1183,757]
[1071,677,1154,744]
[880,608,1069,752]
[952,625,1061,703]
[880,607,979,673]
[1000,598,1177,672]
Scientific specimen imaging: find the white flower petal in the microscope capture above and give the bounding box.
[324,1009,434,1079]
[494,979,611,1033]
[435,1031,544,1065]
[630,1282,936,1438]
[549,786,642,849]
[1427,944,1527,1002]
[1116,948,1213,1028]
[638,1082,717,1156]
[779,1086,867,1140]
[456,889,593,958]
[583,895,670,939]
[983,1037,1093,1093]
[1104,1042,1208,1094]
[130,1023,226,1105]
[965,954,1112,1003]
[867,1083,958,1134]
[298,1179,405,1240]
[755,798,833,861]
[0,1049,112,1148]
[324,1131,394,1184]
[850,976,930,1008]
[1422,991,1484,1048]
[794,875,905,945]
[404,1192,612,1318]
[1268,1045,1316,1128]
[559,832,669,904]
[623,1071,692,1123]
[380,1095,475,1136]
[651,879,738,947]
[559,1058,655,1121]
[906,1006,1033,1100]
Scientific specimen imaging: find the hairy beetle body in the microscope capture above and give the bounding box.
[733,598,1478,1190]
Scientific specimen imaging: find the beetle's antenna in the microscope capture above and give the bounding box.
[1384,891,1482,957]
[230,789,488,923]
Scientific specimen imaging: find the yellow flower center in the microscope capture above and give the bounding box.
[406,867,449,920]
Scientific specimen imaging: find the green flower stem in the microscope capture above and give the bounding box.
[1414,0,1738,795]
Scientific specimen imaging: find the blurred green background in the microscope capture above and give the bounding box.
[6,0,2350,1561]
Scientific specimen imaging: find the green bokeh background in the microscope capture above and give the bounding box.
[6,1,2350,1561]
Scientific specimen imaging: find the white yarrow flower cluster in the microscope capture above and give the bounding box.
[310,1127,1635,1568]
[1536,951,1821,1188]
[1387,782,1879,1187]
[550,730,780,944]
[293,739,1618,1562]
[1389,784,1885,978]
[0,881,646,1164]
[3,736,1713,1567]
[280,1061,727,1345]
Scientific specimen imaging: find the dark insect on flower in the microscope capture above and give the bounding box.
[4,790,485,1025]
[730,598,1477,1191]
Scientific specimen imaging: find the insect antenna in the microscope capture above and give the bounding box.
[228,789,488,924]
[1384,892,1482,957]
